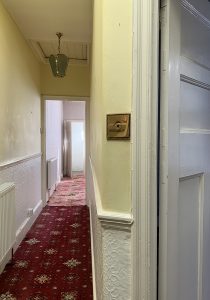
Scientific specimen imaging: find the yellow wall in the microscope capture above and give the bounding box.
[0,3,41,163]
[41,64,90,97]
[90,0,132,213]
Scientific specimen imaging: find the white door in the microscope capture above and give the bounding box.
[159,0,210,299]
[71,121,85,172]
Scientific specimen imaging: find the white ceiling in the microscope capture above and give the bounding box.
[29,40,89,64]
[2,0,92,63]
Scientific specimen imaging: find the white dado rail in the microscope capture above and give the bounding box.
[98,211,133,227]
[0,153,42,170]
[88,158,133,300]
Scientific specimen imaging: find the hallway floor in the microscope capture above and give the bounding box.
[48,176,86,207]
[0,178,93,300]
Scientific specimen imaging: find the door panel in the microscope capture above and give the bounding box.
[159,0,210,299]
[180,83,210,130]
[180,134,210,177]
[181,8,210,69]
[178,175,202,300]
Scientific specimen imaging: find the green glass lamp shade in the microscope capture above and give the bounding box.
[49,54,69,77]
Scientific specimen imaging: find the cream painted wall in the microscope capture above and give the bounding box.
[90,0,132,213]
[41,64,90,97]
[0,2,41,163]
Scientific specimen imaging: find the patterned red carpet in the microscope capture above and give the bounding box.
[48,176,86,207]
[0,206,93,300]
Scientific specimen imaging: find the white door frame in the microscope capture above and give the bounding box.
[132,0,159,299]
[158,0,181,298]
[41,95,90,206]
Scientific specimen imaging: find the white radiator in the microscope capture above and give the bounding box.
[0,182,16,274]
[47,158,58,189]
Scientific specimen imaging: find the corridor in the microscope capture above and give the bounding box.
[0,178,92,300]
[0,0,136,298]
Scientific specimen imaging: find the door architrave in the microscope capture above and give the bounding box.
[132,0,159,299]
[41,95,89,206]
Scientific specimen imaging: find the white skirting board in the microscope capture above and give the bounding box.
[14,200,43,251]
[89,204,98,300]
[87,159,103,300]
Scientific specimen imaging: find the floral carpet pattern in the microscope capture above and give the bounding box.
[48,176,86,207]
[0,206,93,299]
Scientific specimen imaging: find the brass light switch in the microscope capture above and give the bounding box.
[107,114,131,140]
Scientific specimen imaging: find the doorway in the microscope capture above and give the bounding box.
[41,97,89,206]
[63,120,85,178]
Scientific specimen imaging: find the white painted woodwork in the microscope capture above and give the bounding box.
[181,7,210,69]
[180,82,210,130]
[132,0,159,299]
[47,158,58,190]
[71,121,85,172]
[184,0,210,20]
[178,175,204,300]
[159,0,210,299]
[45,100,63,182]
[41,96,89,205]
[180,57,210,87]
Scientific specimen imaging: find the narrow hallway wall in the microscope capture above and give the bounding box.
[0,3,41,162]
[89,0,133,299]
[90,0,132,214]
[41,64,90,97]
[0,2,42,249]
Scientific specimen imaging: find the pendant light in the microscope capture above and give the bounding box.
[49,32,69,77]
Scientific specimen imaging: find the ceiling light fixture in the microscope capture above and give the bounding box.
[49,32,69,78]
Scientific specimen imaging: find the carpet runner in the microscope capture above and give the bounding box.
[0,206,93,300]
[48,176,86,207]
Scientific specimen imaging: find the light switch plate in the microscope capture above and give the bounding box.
[107,113,131,140]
